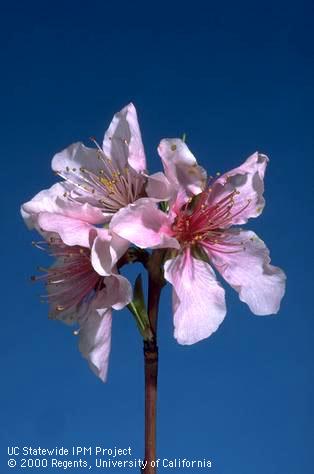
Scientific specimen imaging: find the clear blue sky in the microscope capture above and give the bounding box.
[1,1,313,473]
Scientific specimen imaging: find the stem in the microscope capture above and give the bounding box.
[142,251,165,473]
[143,338,158,473]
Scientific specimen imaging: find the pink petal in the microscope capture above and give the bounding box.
[146,172,173,201]
[78,305,112,382]
[158,138,207,196]
[102,273,133,310]
[102,103,146,173]
[78,273,132,382]
[164,252,226,345]
[21,206,36,230]
[91,233,129,276]
[37,213,95,248]
[52,141,100,175]
[209,230,286,315]
[55,200,106,224]
[51,143,117,222]
[22,182,106,227]
[109,198,180,249]
[208,152,269,225]
[21,182,67,229]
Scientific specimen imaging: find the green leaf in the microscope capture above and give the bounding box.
[127,274,153,341]
[133,274,148,319]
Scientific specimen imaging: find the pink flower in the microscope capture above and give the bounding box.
[146,138,207,201]
[109,147,286,345]
[22,103,155,228]
[32,213,132,381]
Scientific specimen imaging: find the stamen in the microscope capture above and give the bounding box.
[58,153,146,215]
[31,239,103,315]
[172,188,251,255]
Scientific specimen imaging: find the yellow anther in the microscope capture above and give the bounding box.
[99,177,110,186]
[171,144,177,151]
[188,166,198,175]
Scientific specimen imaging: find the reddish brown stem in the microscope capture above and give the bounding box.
[143,338,158,473]
[142,251,165,473]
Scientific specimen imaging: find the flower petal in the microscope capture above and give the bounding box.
[51,142,120,222]
[52,141,100,175]
[145,172,173,201]
[158,139,207,196]
[208,152,268,225]
[78,305,112,382]
[102,273,133,310]
[78,273,132,382]
[209,230,286,315]
[21,182,106,227]
[21,182,67,229]
[102,103,146,173]
[91,233,129,276]
[164,252,226,345]
[109,198,180,249]
[37,213,95,248]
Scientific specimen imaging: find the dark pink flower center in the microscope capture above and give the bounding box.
[172,189,250,254]
[32,237,103,318]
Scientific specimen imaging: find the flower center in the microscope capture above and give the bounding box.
[172,188,250,253]
[57,150,146,215]
[32,237,103,319]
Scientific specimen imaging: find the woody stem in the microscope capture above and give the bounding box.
[142,250,165,473]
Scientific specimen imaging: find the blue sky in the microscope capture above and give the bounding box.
[1,1,313,473]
